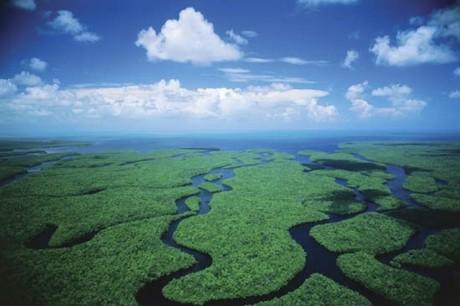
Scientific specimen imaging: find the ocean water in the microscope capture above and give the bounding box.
[45,130,460,154]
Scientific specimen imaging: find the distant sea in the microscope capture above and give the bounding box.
[43,130,460,154]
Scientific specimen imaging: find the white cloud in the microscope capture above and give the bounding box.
[280,57,307,65]
[226,30,248,45]
[28,57,47,72]
[135,7,242,65]
[371,84,412,99]
[74,32,101,43]
[0,79,17,97]
[13,71,42,86]
[241,30,258,38]
[342,50,359,69]
[4,79,336,123]
[281,57,327,65]
[219,67,314,84]
[11,0,36,11]
[298,0,358,6]
[245,57,274,63]
[454,67,460,76]
[246,57,327,65]
[346,82,426,118]
[430,5,460,40]
[48,10,101,43]
[449,90,460,98]
[218,68,250,74]
[370,5,459,66]
[49,10,82,34]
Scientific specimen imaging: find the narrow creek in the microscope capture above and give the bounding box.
[136,166,236,306]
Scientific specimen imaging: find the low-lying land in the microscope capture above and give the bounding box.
[0,139,459,306]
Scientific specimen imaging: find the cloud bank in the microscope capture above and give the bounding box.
[1,77,337,128]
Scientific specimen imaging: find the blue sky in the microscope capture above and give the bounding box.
[0,0,459,135]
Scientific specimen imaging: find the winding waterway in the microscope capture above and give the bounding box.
[136,166,235,305]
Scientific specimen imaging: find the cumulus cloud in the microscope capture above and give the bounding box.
[48,10,101,43]
[346,82,426,118]
[454,67,460,76]
[226,30,248,45]
[0,79,17,97]
[0,71,43,97]
[3,78,337,123]
[342,50,359,69]
[370,5,459,66]
[13,71,42,86]
[28,57,47,72]
[11,0,36,11]
[135,7,242,65]
[449,90,460,99]
[298,0,358,6]
[219,67,314,84]
[74,32,100,43]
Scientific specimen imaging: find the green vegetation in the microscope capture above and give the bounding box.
[310,213,415,255]
[0,216,196,306]
[1,140,459,305]
[0,166,25,181]
[3,186,198,248]
[298,150,386,171]
[391,249,454,268]
[185,196,201,212]
[199,181,222,193]
[0,152,77,182]
[302,188,366,215]
[252,273,371,306]
[204,173,223,181]
[341,142,460,212]
[0,151,236,198]
[0,147,248,305]
[163,159,330,304]
[373,195,405,210]
[385,207,460,228]
[411,193,460,212]
[425,228,460,262]
[310,169,403,211]
[338,252,440,306]
[403,171,439,193]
